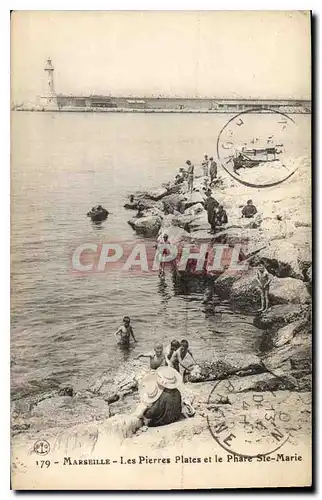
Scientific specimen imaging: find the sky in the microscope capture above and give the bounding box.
[11,10,311,103]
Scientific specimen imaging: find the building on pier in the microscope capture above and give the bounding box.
[38,58,311,113]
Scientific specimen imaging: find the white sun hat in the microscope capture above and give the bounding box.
[139,372,163,405]
[156,366,182,390]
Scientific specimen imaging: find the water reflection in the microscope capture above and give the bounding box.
[157,274,172,306]
[91,220,104,230]
[118,342,136,362]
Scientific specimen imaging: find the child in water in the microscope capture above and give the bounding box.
[114,316,137,346]
[136,342,167,370]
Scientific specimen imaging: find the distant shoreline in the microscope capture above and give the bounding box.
[12,107,311,115]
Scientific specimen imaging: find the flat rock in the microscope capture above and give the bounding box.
[262,332,311,377]
[161,193,187,213]
[269,276,311,305]
[253,304,310,331]
[229,268,264,310]
[272,320,309,347]
[184,203,204,216]
[183,191,205,210]
[226,373,297,392]
[128,215,162,237]
[31,394,110,428]
[214,270,243,298]
[187,354,263,382]
[146,188,168,201]
[289,227,312,274]
[250,240,303,279]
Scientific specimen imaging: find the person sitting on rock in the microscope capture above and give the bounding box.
[175,168,186,184]
[256,263,271,312]
[129,195,135,203]
[210,205,228,233]
[214,205,228,228]
[241,199,258,218]
[209,157,218,183]
[170,340,197,381]
[114,316,137,346]
[136,342,167,370]
[136,367,182,428]
[136,201,145,218]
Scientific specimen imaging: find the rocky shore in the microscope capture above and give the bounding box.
[12,159,311,466]
[124,160,312,391]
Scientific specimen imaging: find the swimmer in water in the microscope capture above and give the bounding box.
[136,342,167,370]
[114,316,137,346]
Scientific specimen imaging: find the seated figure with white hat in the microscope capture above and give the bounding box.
[134,367,182,428]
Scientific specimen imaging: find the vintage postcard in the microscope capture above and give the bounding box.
[11,10,312,489]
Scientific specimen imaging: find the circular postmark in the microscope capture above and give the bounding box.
[206,377,299,458]
[33,439,50,456]
[216,109,301,188]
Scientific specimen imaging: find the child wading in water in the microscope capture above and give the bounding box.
[136,342,167,370]
[256,264,271,312]
[114,316,137,346]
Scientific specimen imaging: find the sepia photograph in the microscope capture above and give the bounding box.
[10,10,312,490]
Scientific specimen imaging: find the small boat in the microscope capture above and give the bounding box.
[87,205,109,222]
[232,147,281,173]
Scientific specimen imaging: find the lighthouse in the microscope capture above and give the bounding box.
[43,57,58,108]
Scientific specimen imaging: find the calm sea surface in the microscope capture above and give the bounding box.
[12,111,305,400]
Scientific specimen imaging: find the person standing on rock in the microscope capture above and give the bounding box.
[186,160,194,193]
[209,157,218,184]
[155,233,174,276]
[256,264,271,312]
[205,192,219,226]
[202,154,209,176]
[114,316,137,346]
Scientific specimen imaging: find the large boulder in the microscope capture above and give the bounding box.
[253,304,310,331]
[186,354,264,383]
[229,268,263,310]
[182,191,205,210]
[269,276,311,305]
[128,215,162,237]
[225,372,298,392]
[250,240,303,279]
[214,270,243,298]
[259,217,293,241]
[262,331,311,378]
[211,227,268,255]
[184,203,205,216]
[271,320,310,347]
[161,193,187,213]
[289,227,312,275]
[187,211,209,232]
[31,394,111,429]
[145,187,168,201]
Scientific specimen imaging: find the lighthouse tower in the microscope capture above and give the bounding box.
[43,57,58,108]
